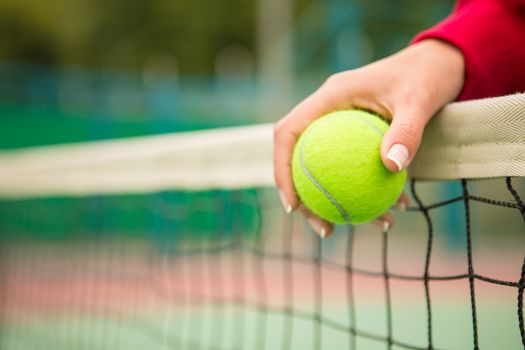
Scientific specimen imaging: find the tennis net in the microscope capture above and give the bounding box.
[0,94,524,349]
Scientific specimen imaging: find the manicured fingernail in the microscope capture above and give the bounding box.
[386,143,409,172]
[279,190,292,214]
[383,221,390,232]
[307,217,326,238]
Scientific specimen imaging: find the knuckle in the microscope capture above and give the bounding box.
[322,72,344,88]
[319,71,359,101]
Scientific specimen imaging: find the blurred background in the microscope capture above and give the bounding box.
[0,0,454,148]
[2,0,522,246]
[1,1,524,349]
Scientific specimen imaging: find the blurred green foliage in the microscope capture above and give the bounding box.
[0,0,453,74]
[0,0,256,73]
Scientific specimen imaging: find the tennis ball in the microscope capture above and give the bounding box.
[291,109,407,224]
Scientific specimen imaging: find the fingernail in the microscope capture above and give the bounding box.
[395,202,406,211]
[279,190,292,214]
[307,217,327,238]
[383,221,390,232]
[386,143,409,172]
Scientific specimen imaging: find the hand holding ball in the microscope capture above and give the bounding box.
[291,110,406,224]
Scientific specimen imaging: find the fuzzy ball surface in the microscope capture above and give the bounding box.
[291,110,407,224]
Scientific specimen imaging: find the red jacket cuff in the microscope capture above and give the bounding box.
[412,0,525,101]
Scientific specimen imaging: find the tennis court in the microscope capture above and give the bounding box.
[0,95,524,349]
[0,1,524,349]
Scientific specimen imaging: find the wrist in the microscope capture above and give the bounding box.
[409,39,465,109]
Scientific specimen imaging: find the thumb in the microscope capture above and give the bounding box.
[380,110,429,173]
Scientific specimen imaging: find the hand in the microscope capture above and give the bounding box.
[273,39,465,238]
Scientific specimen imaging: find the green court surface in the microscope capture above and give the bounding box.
[0,220,522,350]
[1,301,520,349]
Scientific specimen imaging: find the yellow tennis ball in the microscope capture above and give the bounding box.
[291,109,407,224]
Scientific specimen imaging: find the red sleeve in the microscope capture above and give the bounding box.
[412,0,525,101]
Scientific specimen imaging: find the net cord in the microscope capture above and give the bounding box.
[0,93,524,198]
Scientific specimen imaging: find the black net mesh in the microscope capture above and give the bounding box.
[0,177,523,349]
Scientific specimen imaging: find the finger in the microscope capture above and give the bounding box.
[380,107,430,173]
[373,211,394,231]
[274,82,353,212]
[297,205,334,239]
[371,192,408,230]
[394,192,409,211]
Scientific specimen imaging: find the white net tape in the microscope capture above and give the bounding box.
[0,93,524,198]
